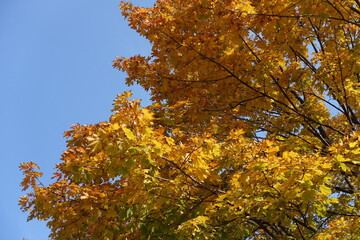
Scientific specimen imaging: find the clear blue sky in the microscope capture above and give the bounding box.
[0,1,153,239]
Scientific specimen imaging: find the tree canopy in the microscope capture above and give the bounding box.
[20,0,360,239]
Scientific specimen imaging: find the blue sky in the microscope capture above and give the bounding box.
[0,1,153,239]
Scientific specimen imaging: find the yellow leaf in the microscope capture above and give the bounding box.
[334,155,346,162]
[224,48,235,56]
[267,146,279,154]
[319,185,332,196]
[322,162,332,169]
[111,123,121,131]
[349,141,357,148]
[123,127,136,140]
[165,137,175,145]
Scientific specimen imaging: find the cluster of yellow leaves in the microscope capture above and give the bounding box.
[19,92,360,239]
[20,0,360,239]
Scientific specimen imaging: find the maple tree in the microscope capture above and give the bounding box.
[20,0,360,239]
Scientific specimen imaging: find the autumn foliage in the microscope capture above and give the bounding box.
[20,0,360,239]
